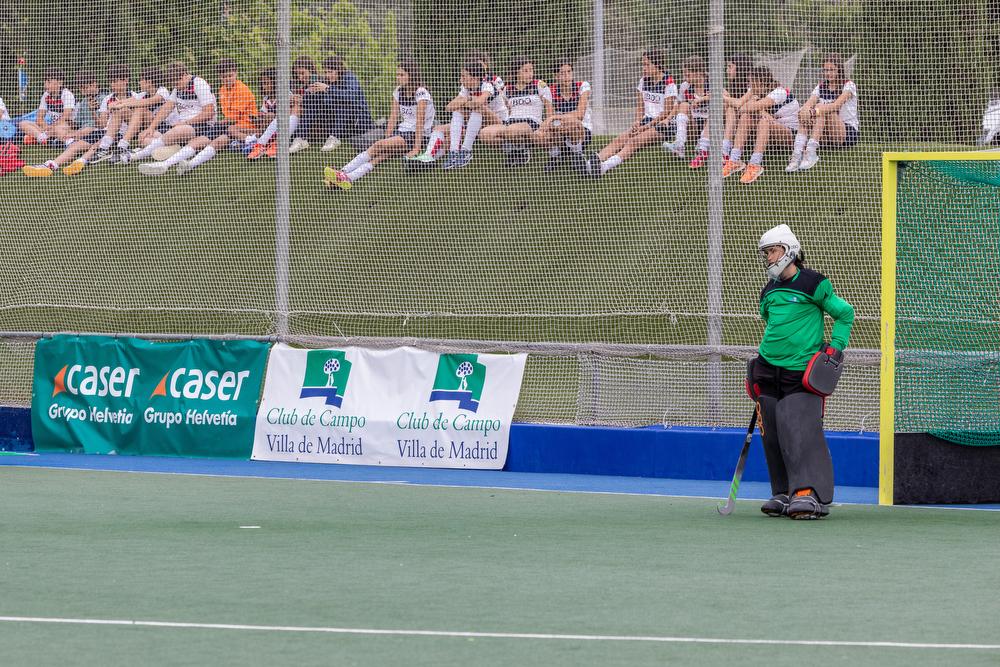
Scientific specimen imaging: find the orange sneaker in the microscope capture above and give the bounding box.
[247,142,268,160]
[24,135,36,146]
[266,141,277,158]
[740,163,764,184]
[721,158,745,178]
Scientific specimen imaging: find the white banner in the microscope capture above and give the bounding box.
[252,345,527,469]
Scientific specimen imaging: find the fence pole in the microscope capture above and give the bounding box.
[592,0,605,134]
[706,0,726,423]
[274,0,292,337]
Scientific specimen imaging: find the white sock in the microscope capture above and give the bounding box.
[793,133,808,155]
[342,151,372,174]
[729,148,743,163]
[99,135,114,150]
[259,120,278,145]
[289,114,299,136]
[190,145,216,168]
[131,138,164,160]
[449,113,464,152]
[806,138,820,153]
[163,146,196,167]
[347,162,373,181]
[44,160,58,170]
[461,112,483,151]
[749,152,764,166]
[549,147,561,158]
[696,136,710,153]
[64,138,74,147]
[600,155,622,175]
[674,113,689,146]
[38,132,48,143]
[722,139,733,157]
[117,138,130,151]
[424,130,445,157]
[566,141,583,153]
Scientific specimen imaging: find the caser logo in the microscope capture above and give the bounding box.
[52,364,141,398]
[151,368,251,402]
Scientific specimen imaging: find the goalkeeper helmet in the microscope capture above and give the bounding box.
[758,224,801,281]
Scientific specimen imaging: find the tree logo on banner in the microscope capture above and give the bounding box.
[429,354,486,412]
[299,350,352,407]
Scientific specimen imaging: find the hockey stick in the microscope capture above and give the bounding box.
[717,407,759,515]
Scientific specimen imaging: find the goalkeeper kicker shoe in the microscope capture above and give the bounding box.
[787,489,830,520]
[760,493,790,517]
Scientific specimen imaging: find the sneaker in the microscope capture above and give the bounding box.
[409,153,436,164]
[543,154,563,173]
[138,162,171,176]
[90,147,117,165]
[289,137,310,153]
[662,140,685,158]
[798,150,820,171]
[689,150,708,169]
[247,142,268,160]
[785,152,803,172]
[787,490,830,520]
[760,493,790,517]
[440,150,460,170]
[22,164,53,177]
[152,145,181,161]
[117,150,133,165]
[740,163,764,184]
[266,142,278,158]
[228,140,244,152]
[453,149,473,168]
[175,159,195,176]
[23,135,36,146]
[722,158,746,178]
[321,135,342,152]
[322,166,352,191]
[61,159,86,176]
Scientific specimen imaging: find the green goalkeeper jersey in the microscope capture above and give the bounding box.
[758,267,855,370]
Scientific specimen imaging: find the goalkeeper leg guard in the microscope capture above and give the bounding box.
[775,392,834,505]
[756,395,789,499]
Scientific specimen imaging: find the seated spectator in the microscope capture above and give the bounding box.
[722,65,801,184]
[310,55,377,152]
[789,53,859,172]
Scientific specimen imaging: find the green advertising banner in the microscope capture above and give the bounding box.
[31,335,270,458]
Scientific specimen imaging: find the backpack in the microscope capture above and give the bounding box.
[0,142,25,175]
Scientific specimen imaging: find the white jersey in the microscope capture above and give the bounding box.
[168,76,216,124]
[39,88,76,121]
[677,80,710,119]
[394,85,435,133]
[550,81,593,131]
[765,87,801,129]
[0,97,8,121]
[812,80,859,130]
[99,90,141,114]
[637,75,677,120]
[460,78,509,121]
[507,80,552,125]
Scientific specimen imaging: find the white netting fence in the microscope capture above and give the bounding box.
[1,0,998,429]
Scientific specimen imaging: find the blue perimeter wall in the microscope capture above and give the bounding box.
[0,407,879,488]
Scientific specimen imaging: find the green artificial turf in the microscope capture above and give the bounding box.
[1,466,999,666]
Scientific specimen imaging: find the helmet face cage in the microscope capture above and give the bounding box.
[760,243,796,280]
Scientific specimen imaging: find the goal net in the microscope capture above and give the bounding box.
[1,0,997,433]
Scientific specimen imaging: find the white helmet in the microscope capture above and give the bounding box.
[758,224,801,281]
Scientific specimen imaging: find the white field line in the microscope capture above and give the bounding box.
[0,616,997,651]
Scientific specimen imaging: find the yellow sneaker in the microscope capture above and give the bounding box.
[721,158,745,178]
[62,159,86,176]
[740,163,764,184]
[323,166,352,190]
[22,164,53,177]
